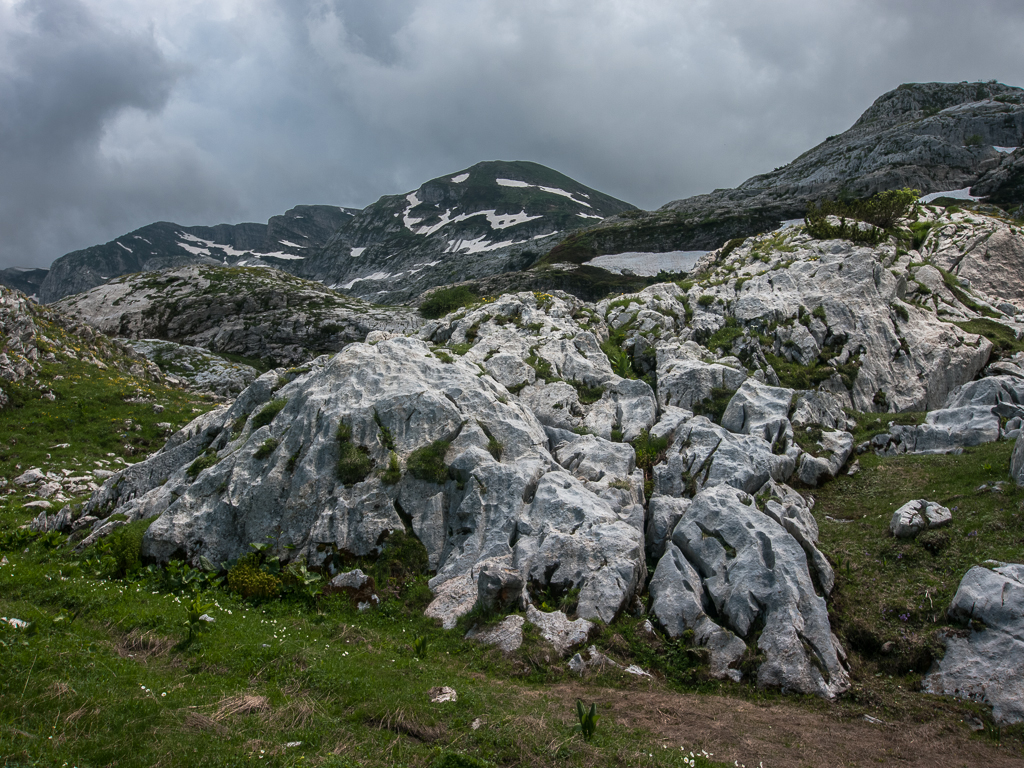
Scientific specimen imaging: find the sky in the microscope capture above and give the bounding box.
[2,0,1024,269]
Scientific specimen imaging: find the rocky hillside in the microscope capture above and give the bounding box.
[54,265,422,366]
[0,284,166,410]
[545,81,1024,264]
[38,205,358,304]
[69,200,1024,717]
[296,160,635,304]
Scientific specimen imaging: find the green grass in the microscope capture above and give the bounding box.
[813,442,1024,686]
[955,318,1024,358]
[0,358,213,485]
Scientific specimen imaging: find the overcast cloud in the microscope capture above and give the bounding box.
[1,0,1023,268]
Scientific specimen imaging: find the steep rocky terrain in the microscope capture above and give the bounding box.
[0,267,49,298]
[0,284,165,409]
[54,265,422,366]
[38,205,357,304]
[296,160,635,304]
[544,81,1024,264]
[64,200,1024,715]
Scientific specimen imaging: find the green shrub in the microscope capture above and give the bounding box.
[419,286,477,319]
[964,133,984,147]
[105,518,154,578]
[251,398,287,430]
[226,553,281,600]
[706,317,743,354]
[254,437,278,459]
[691,386,736,425]
[187,450,219,479]
[407,440,450,484]
[337,421,372,486]
[697,294,715,307]
[374,410,396,451]
[571,381,605,405]
[631,429,669,473]
[380,451,401,485]
[805,188,920,243]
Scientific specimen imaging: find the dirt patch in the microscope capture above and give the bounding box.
[540,684,1024,768]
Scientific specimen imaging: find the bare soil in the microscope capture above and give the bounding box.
[540,683,1024,768]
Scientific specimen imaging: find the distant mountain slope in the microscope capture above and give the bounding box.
[0,268,49,297]
[544,81,1024,265]
[296,160,636,303]
[54,265,422,366]
[38,205,358,304]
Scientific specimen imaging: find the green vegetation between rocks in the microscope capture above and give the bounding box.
[336,421,372,486]
[407,440,451,484]
[420,286,479,319]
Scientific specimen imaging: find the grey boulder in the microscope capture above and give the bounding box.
[923,563,1024,725]
[889,499,952,538]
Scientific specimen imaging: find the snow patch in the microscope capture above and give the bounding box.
[259,252,305,261]
[576,212,603,220]
[116,242,132,253]
[920,188,982,203]
[340,271,393,290]
[450,173,470,183]
[278,240,306,249]
[496,178,592,208]
[403,193,425,230]
[446,236,518,254]
[350,247,366,258]
[587,250,706,276]
[994,146,1018,154]
[177,242,211,257]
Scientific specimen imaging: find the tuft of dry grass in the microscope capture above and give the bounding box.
[116,628,174,661]
[214,694,272,721]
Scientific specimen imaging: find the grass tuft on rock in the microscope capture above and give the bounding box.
[407,440,451,484]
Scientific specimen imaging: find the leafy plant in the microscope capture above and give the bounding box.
[102,518,154,578]
[226,552,282,600]
[187,449,219,479]
[413,634,429,658]
[574,700,599,742]
[182,590,216,643]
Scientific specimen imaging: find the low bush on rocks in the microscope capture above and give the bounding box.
[419,285,478,319]
[407,440,451,484]
[253,437,278,460]
[226,552,282,600]
[251,398,287,430]
[336,421,372,486]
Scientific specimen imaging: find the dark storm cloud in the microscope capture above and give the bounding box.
[0,0,229,267]
[2,0,1024,269]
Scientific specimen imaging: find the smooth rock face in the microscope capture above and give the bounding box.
[890,499,953,538]
[924,564,1024,724]
[665,485,850,698]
